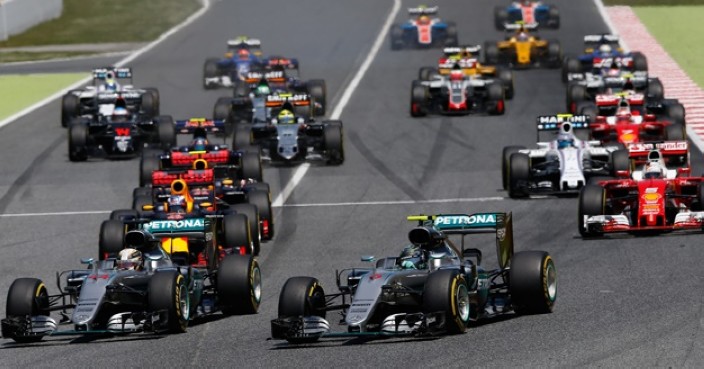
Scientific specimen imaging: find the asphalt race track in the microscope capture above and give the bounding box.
[1,0,703,366]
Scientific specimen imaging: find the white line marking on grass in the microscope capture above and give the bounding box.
[0,0,212,129]
[275,196,505,208]
[271,0,402,208]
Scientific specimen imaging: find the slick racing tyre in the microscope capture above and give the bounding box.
[576,102,598,124]
[144,87,160,115]
[632,52,648,72]
[497,68,514,100]
[141,91,158,118]
[213,97,233,122]
[562,57,581,83]
[665,103,686,126]
[203,58,220,89]
[444,21,458,46]
[156,115,176,150]
[494,6,508,30]
[240,151,263,182]
[418,67,438,82]
[390,24,404,50]
[132,194,153,216]
[232,204,261,256]
[132,186,152,199]
[646,78,664,102]
[109,209,139,221]
[610,149,630,176]
[232,124,253,150]
[68,123,88,162]
[578,185,605,237]
[502,146,526,190]
[483,41,500,65]
[546,40,562,68]
[509,251,557,314]
[324,122,344,165]
[307,79,327,116]
[410,82,428,117]
[223,213,253,255]
[487,83,505,115]
[149,271,189,333]
[508,153,530,198]
[548,7,560,28]
[99,219,125,260]
[61,93,79,128]
[247,189,273,240]
[567,84,587,113]
[423,269,470,334]
[217,255,262,315]
[5,278,50,343]
[665,123,685,141]
[139,155,161,187]
[278,276,327,343]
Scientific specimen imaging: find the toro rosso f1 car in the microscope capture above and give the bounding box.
[1,231,260,342]
[390,6,458,50]
[270,212,556,343]
[562,35,647,82]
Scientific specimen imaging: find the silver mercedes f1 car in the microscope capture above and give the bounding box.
[270,212,556,343]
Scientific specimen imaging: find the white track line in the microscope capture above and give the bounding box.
[0,0,211,129]
[603,6,704,152]
[271,0,402,207]
[0,196,505,216]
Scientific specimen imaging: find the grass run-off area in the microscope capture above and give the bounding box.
[0,52,96,63]
[633,6,704,88]
[0,74,86,119]
[0,0,200,47]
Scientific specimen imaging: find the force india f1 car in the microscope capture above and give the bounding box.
[502,115,620,198]
[270,212,556,343]
[410,67,506,117]
[494,1,560,30]
[484,23,561,69]
[578,142,704,237]
[1,230,260,342]
[390,6,458,50]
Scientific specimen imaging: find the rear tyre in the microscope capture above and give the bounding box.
[218,255,262,315]
[562,57,582,83]
[666,123,686,141]
[278,277,326,343]
[156,116,176,150]
[647,78,664,102]
[247,189,273,240]
[484,41,499,65]
[203,58,220,89]
[240,151,262,181]
[141,91,157,118]
[148,271,189,333]
[68,123,88,162]
[497,68,514,100]
[494,6,508,30]
[410,82,428,117]
[567,84,587,113]
[99,220,125,260]
[509,251,557,314]
[223,213,254,255]
[632,52,648,72]
[502,146,526,190]
[61,93,79,128]
[324,124,344,165]
[5,278,50,343]
[578,185,605,237]
[109,209,138,221]
[390,24,404,50]
[233,124,253,149]
[610,149,630,175]
[232,204,261,256]
[139,155,161,187]
[546,40,562,68]
[665,103,686,126]
[487,83,505,115]
[423,269,469,334]
[508,153,530,198]
[308,79,327,116]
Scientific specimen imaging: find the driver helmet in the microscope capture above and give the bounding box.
[168,195,187,213]
[399,245,426,270]
[117,248,143,270]
[449,69,464,81]
[644,161,664,179]
[277,109,295,124]
[616,99,631,119]
[557,133,574,149]
[112,106,130,122]
[599,44,612,55]
[191,137,208,151]
[418,15,430,25]
[238,49,250,60]
[255,83,270,96]
[517,32,529,41]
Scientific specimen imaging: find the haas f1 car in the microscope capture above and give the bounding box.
[271,212,556,343]
[410,68,506,117]
[390,6,458,50]
[1,230,260,342]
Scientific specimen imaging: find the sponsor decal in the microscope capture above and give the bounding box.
[144,218,205,232]
[642,192,662,203]
[434,214,496,228]
[641,204,660,215]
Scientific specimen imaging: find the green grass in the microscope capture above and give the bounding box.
[633,6,704,87]
[0,74,86,119]
[604,0,704,5]
[0,0,200,47]
[0,52,97,63]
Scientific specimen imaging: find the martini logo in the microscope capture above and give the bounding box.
[145,219,205,232]
[434,214,496,228]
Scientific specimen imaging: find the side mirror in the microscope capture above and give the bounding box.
[361,255,375,263]
[80,258,95,265]
[677,167,691,177]
[616,170,630,178]
[142,205,154,211]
